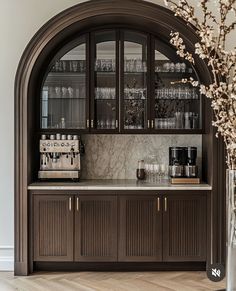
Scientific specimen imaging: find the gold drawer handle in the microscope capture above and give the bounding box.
[69,197,72,211]
[151,120,154,129]
[157,197,160,212]
[76,197,79,212]
[164,197,168,212]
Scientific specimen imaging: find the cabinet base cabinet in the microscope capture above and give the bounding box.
[33,195,74,261]
[163,195,207,262]
[118,195,162,262]
[32,192,208,269]
[74,196,118,262]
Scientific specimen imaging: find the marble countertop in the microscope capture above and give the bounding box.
[28,179,212,191]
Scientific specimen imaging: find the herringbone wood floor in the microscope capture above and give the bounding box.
[0,271,225,291]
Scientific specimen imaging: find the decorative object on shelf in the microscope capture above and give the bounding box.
[165,0,236,289]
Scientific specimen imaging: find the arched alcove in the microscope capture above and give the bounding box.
[14,0,225,275]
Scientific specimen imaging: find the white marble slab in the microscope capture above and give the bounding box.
[28,179,212,191]
[81,134,202,179]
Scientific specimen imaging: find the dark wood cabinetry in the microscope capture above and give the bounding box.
[31,191,207,267]
[33,195,74,261]
[119,195,162,261]
[15,0,226,275]
[75,196,117,261]
[163,194,207,262]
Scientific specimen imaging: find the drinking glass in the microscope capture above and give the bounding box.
[160,164,166,180]
[68,87,73,98]
[100,119,105,129]
[106,119,110,129]
[154,164,160,182]
[72,61,78,72]
[111,119,116,129]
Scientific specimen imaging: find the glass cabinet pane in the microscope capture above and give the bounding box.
[41,35,87,129]
[93,30,117,130]
[154,39,201,130]
[123,31,148,130]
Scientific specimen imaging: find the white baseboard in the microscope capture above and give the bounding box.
[0,246,14,271]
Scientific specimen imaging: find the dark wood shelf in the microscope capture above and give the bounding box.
[155,71,192,78]
[48,72,86,76]
[44,97,86,100]
[95,98,116,101]
[124,98,146,100]
[155,98,199,101]
[95,71,115,73]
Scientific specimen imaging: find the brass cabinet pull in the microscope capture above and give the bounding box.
[151,120,154,129]
[69,197,72,211]
[91,119,94,128]
[157,197,160,212]
[116,120,118,129]
[147,120,150,128]
[164,197,168,212]
[86,119,90,128]
[76,197,79,212]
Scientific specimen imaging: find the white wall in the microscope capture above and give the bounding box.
[0,0,232,271]
[0,0,89,272]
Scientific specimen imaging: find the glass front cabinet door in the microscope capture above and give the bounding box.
[41,35,88,130]
[40,30,202,133]
[91,30,119,132]
[121,31,149,132]
[151,38,201,132]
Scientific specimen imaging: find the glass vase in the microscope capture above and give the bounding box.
[226,169,236,291]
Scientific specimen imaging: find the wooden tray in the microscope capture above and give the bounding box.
[171,177,200,184]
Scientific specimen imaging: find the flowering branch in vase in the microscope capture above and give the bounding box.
[164,0,236,169]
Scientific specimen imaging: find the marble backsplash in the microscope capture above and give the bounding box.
[81,135,202,180]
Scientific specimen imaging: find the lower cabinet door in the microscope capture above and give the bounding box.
[74,195,118,261]
[118,195,162,262]
[33,195,74,261]
[163,194,207,262]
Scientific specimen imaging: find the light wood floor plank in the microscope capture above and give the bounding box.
[0,271,226,291]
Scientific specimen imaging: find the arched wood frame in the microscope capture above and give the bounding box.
[15,0,225,275]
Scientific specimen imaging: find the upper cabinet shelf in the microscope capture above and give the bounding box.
[40,29,202,133]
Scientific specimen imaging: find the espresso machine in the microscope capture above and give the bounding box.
[169,146,198,179]
[38,134,81,180]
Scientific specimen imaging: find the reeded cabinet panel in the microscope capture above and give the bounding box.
[33,195,74,261]
[119,196,162,261]
[163,194,207,261]
[74,196,117,261]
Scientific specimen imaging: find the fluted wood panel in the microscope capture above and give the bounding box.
[163,195,206,262]
[33,195,73,261]
[75,196,117,261]
[119,195,162,262]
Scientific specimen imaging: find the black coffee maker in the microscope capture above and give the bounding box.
[169,146,198,178]
[184,146,198,177]
[169,147,185,177]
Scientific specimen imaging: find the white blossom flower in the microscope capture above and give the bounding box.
[168,0,236,168]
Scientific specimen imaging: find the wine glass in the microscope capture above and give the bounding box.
[154,164,160,182]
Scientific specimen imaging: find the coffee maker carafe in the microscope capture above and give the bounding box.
[184,147,198,177]
[169,147,185,177]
